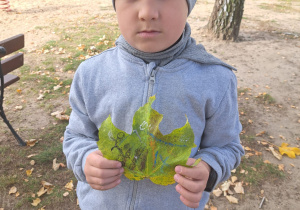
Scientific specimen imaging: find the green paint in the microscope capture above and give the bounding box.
[98,96,196,185]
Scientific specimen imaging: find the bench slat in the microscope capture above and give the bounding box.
[0,74,20,88]
[1,53,24,75]
[0,34,24,58]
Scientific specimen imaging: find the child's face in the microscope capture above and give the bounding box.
[115,0,188,53]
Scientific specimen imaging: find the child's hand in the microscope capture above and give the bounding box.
[174,158,211,208]
[84,150,124,191]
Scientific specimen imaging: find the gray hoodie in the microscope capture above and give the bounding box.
[63,33,244,209]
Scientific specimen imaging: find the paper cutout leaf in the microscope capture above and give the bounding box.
[98,96,196,185]
[279,143,300,159]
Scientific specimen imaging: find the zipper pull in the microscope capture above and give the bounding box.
[149,68,156,83]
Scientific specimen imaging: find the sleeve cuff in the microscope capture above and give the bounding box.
[204,167,217,192]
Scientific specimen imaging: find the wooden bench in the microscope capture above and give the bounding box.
[0,34,26,146]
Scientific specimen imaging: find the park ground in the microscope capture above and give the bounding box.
[0,0,300,209]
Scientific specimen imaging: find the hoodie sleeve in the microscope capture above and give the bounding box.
[194,71,245,191]
[63,65,99,182]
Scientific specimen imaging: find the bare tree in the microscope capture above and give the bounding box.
[207,0,245,41]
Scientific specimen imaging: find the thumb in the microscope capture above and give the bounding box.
[186,158,197,166]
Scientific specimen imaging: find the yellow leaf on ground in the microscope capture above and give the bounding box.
[264,160,271,164]
[9,186,17,194]
[226,195,238,204]
[26,168,34,176]
[65,180,74,191]
[269,147,282,160]
[278,143,300,158]
[15,191,20,197]
[63,192,69,197]
[39,206,46,210]
[26,139,38,147]
[30,160,35,165]
[31,198,41,206]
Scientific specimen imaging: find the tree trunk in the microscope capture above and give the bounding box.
[207,0,245,41]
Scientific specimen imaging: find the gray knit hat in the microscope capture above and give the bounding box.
[112,0,197,16]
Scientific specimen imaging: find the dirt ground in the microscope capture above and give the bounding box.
[1,0,300,209]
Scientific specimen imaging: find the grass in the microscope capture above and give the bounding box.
[0,120,77,209]
[236,156,285,186]
[259,2,300,13]
[256,93,276,105]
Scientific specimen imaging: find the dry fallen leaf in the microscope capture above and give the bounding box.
[15,191,20,197]
[213,188,222,197]
[256,131,266,137]
[15,105,23,110]
[31,198,41,207]
[53,158,60,171]
[264,160,271,164]
[26,168,34,176]
[37,187,48,197]
[278,143,300,158]
[231,176,238,183]
[30,160,35,165]
[244,146,252,151]
[210,206,217,210]
[278,164,285,171]
[221,181,231,192]
[279,135,286,140]
[27,154,37,158]
[41,181,53,189]
[269,146,282,160]
[65,180,74,191]
[226,195,239,204]
[51,110,70,121]
[9,186,17,194]
[39,206,46,210]
[234,182,244,194]
[63,192,69,197]
[26,139,38,147]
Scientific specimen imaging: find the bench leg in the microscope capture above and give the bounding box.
[0,110,27,146]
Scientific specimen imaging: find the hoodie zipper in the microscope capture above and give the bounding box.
[147,67,157,101]
[129,66,157,210]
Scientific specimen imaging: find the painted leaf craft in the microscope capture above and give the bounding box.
[97,96,196,185]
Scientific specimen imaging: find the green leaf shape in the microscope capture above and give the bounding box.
[97,96,196,185]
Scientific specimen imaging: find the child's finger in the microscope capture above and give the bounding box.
[88,173,122,186]
[175,165,202,180]
[98,156,122,169]
[175,184,202,203]
[179,195,200,209]
[88,166,124,178]
[174,174,204,193]
[89,177,122,191]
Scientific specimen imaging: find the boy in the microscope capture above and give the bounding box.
[63,0,245,209]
